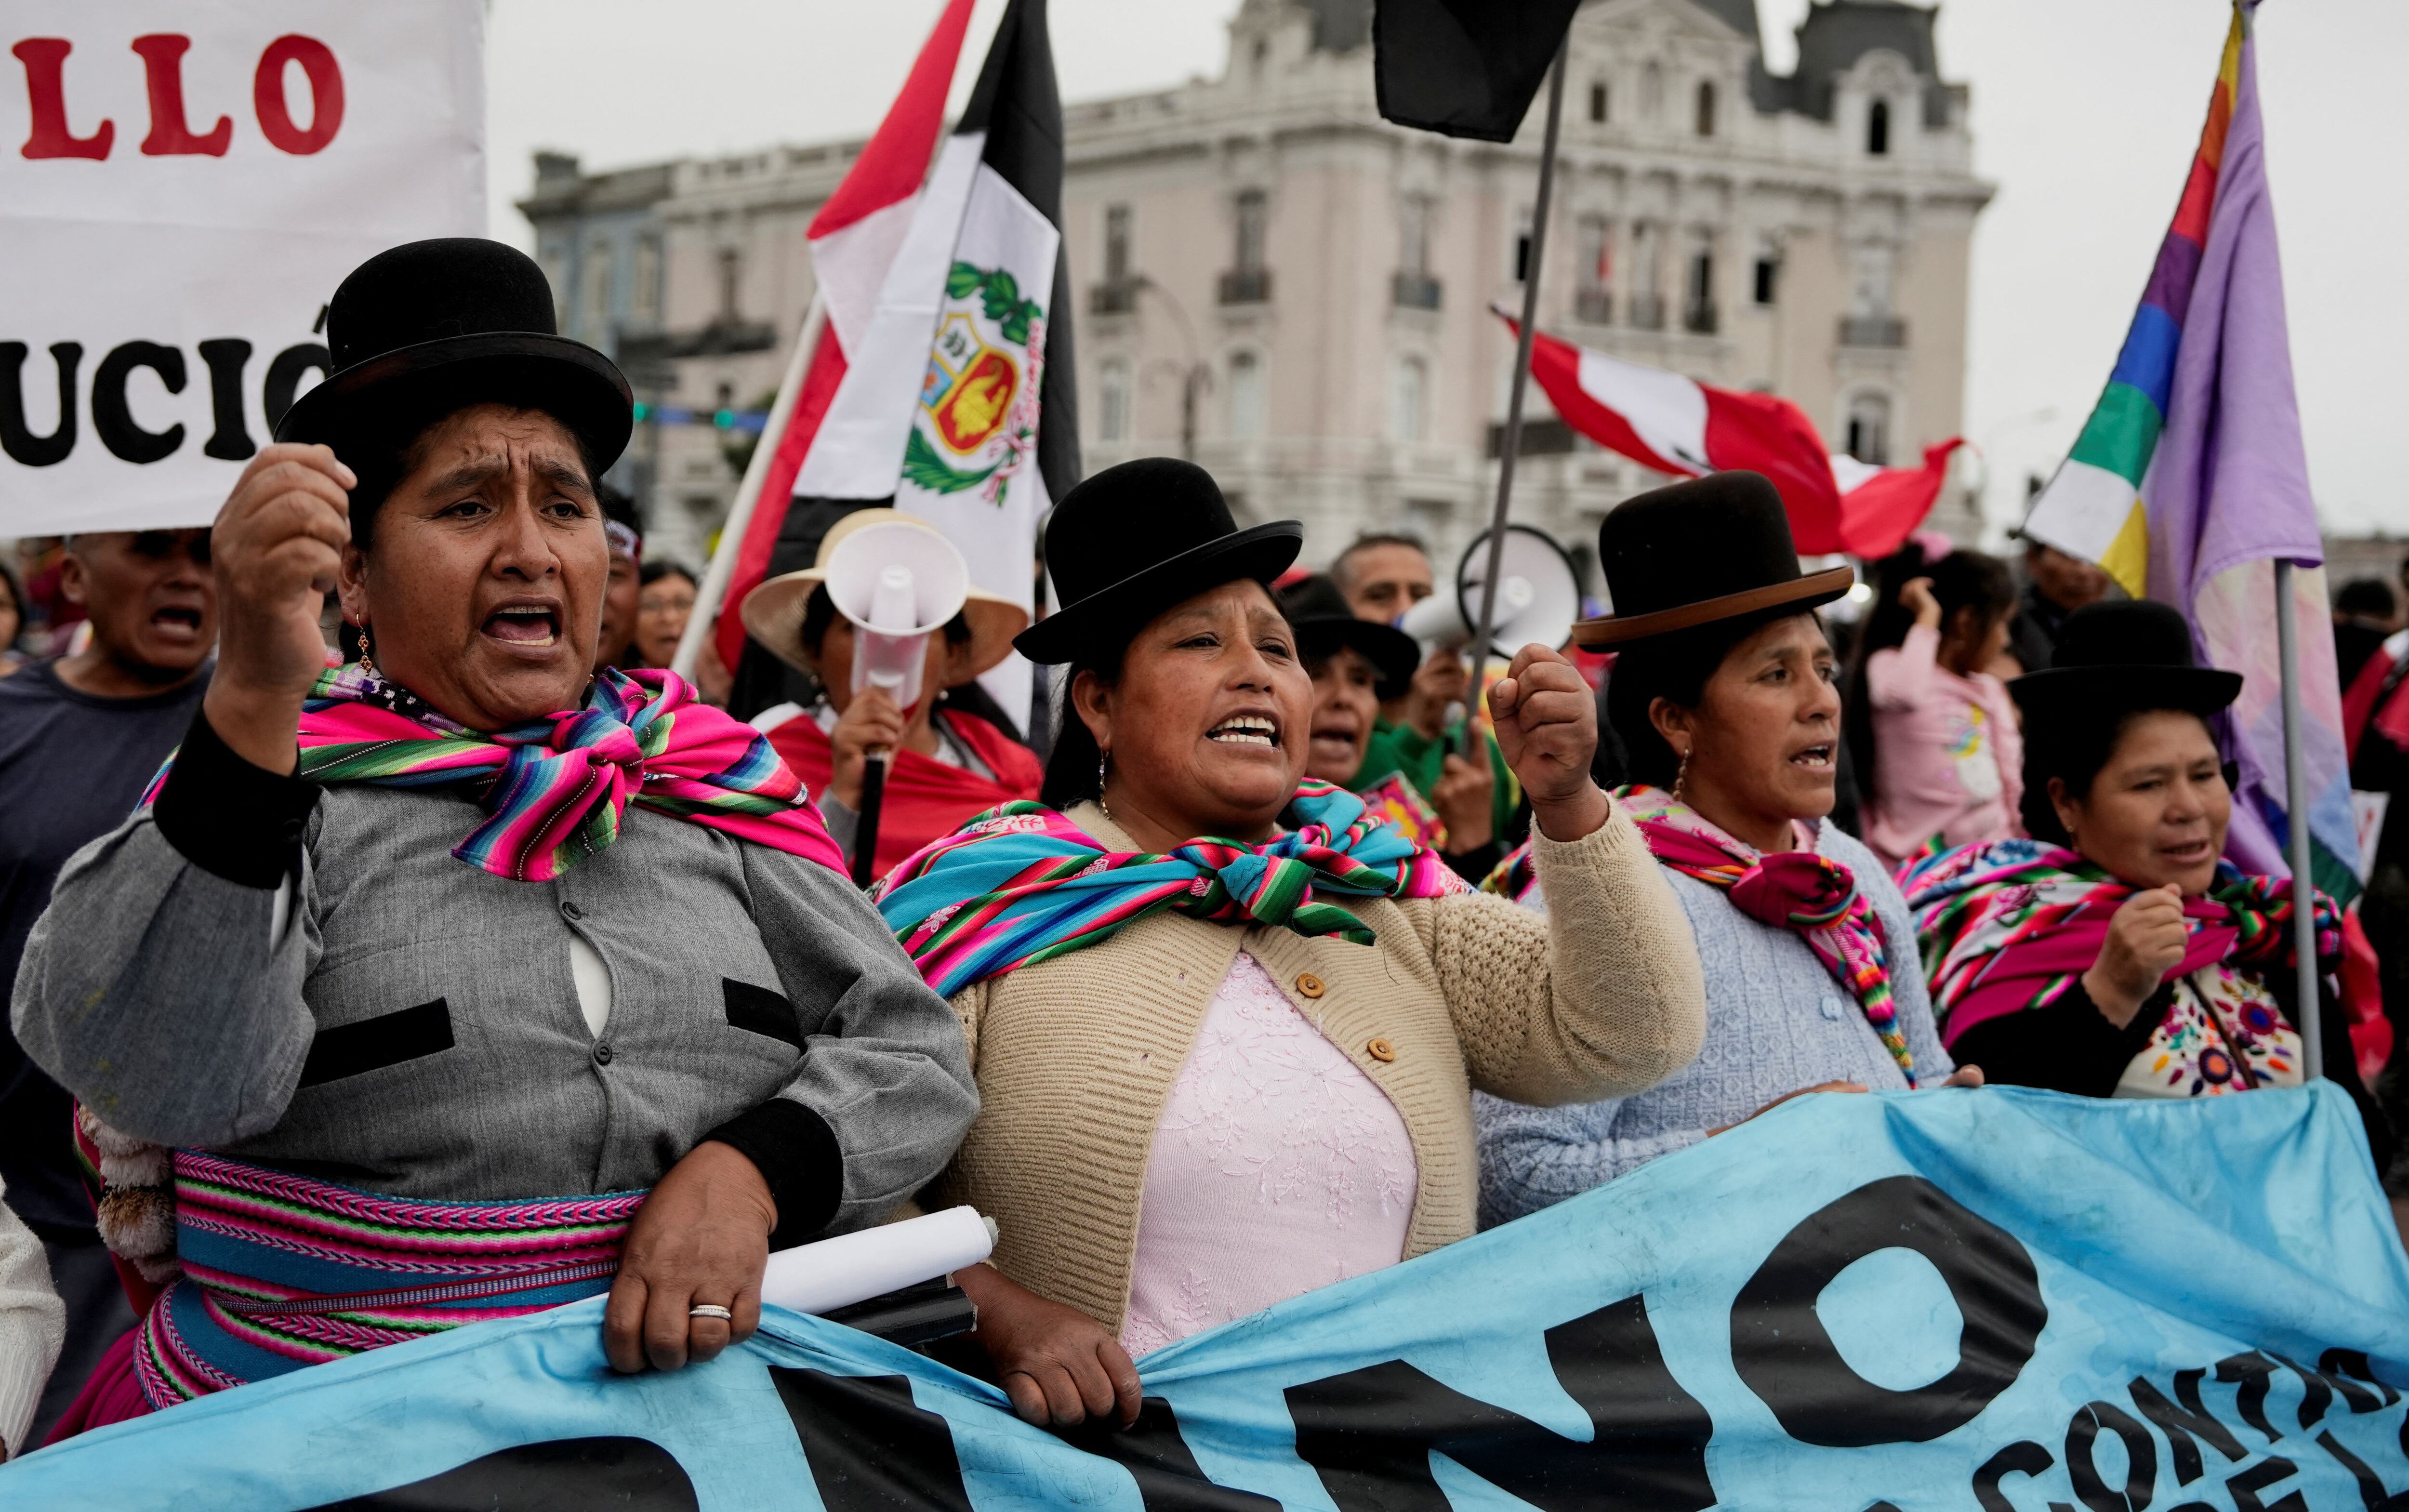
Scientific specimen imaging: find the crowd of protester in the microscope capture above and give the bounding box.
[0,237,2399,1457]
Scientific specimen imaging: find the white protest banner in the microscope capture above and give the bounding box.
[1,2,484,535]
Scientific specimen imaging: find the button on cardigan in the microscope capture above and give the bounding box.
[929,798,1707,1333]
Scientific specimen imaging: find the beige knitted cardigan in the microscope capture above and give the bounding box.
[928,798,1707,1332]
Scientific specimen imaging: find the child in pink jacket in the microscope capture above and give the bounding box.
[1849,543,2023,873]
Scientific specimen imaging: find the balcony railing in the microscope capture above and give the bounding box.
[1839,315,1908,348]
[1088,279,1139,317]
[1683,299,1719,335]
[1575,288,1612,325]
[1390,271,1442,310]
[1627,293,1666,331]
[1218,267,1272,306]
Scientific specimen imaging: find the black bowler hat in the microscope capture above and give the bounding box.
[2009,599,2241,723]
[1016,457,1301,664]
[1573,471,1853,648]
[1280,574,1419,700]
[275,238,633,472]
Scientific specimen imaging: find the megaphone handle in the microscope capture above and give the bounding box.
[851,749,889,889]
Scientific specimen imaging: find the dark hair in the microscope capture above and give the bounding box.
[1040,641,1129,809]
[598,484,641,541]
[341,398,601,554]
[2338,576,2397,621]
[1331,531,1429,588]
[639,559,697,590]
[2019,706,2223,845]
[1604,614,1778,788]
[1844,545,2016,795]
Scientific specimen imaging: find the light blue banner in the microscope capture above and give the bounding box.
[9,1083,2409,1510]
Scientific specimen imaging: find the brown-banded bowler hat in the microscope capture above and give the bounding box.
[275,238,633,473]
[1016,458,1301,664]
[1573,471,1853,648]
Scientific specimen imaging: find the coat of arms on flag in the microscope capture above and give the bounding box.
[906,262,1046,499]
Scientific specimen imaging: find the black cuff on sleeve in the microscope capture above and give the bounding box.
[1951,979,2165,1099]
[706,1098,843,1248]
[152,707,318,889]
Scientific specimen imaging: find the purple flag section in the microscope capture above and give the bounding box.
[2140,5,2357,893]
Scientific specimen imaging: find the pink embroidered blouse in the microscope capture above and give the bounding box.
[1118,952,1418,1358]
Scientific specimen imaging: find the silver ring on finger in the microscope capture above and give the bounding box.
[688,1304,734,1322]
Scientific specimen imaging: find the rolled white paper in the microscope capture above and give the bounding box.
[759,1205,997,1316]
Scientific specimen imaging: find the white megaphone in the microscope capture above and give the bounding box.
[1398,523,1583,661]
[821,517,971,883]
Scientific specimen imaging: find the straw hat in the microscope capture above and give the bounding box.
[738,510,1028,682]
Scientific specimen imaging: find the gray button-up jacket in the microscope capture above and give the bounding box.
[10,780,976,1234]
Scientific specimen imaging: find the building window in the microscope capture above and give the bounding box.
[1694,80,1717,137]
[1391,356,1426,444]
[581,240,614,340]
[631,238,662,324]
[1104,204,1132,283]
[1099,358,1131,442]
[1227,350,1266,440]
[716,248,742,323]
[1867,98,1891,156]
[1235,190,1267,272]
[1588,81,1608,124]
[1250,35,1270,80]
[1575,214,1612,324]
[1753,255,1778,306]
[1845,392,1893,466]
[1399,195,1430,277]
[1628,221,1664,329]
[1684,245,1717,333]
[1513,210,1535,284]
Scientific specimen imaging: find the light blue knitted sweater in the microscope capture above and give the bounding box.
[1474,819,1953,1228]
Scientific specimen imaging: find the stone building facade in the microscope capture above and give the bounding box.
[521,0,1992,585]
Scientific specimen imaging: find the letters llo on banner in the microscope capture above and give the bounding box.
[8,1085,2409,1509]
[2,2,484,535]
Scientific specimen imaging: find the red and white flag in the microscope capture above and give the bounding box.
[1503,308,1960,559]
[710,0,977,676]
[713,0,1073,726]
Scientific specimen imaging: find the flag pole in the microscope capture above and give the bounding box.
[673,290,825,678]
[1463,41,1569,759]
[2275,557,2324,1079]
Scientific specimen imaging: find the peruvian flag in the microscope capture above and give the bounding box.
[1503,308,1961,559]
[710,0,975,676]
[714,0,1075,728]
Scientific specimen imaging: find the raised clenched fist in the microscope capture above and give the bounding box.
[1486,643,1608,841]
[2082,884,2190,1028]
[202,444,355,772]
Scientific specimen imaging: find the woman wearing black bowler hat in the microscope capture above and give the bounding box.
[1478,473,1977,1230]
[873,455,1707,1429]
[14,239,976,1432]
[1902,600,2391,1162]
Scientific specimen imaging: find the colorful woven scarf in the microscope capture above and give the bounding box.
[1480,838,1540,904]
[135,1151,643,1410]
[1616,784,1916,1085]
[149,663,844,881]
[874,778,1464,996]
[1898,836,2338,1049]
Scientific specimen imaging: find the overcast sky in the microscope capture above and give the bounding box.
[485,0,2409,540]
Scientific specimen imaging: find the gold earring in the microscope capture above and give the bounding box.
[1097,749,1113,819]
[1673,745,1691,802]
[353,621,376,681]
